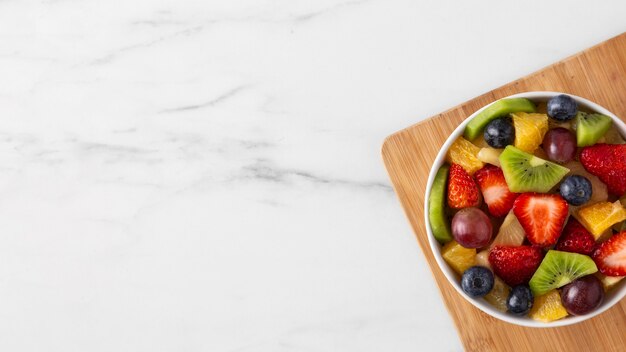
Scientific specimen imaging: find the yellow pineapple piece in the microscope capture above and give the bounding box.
[577,201,626,238]
[446,137,484,175]
[595,273,624,292]
[442,240,476,275]
[477,147,502,167]
[491,211,526,247]
[484,276,511,312]
[529,290,569,323]
[512,112,549,153]
[475,250,491,269]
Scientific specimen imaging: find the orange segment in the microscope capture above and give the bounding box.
[442,240,476,275]
[577,201,626,238]
[529,290,568,322]
[512,112,549,153]
[446,137,484,175]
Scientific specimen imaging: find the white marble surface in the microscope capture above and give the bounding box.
[1,1,625,351]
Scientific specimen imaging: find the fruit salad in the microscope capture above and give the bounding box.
[429,94,626,322]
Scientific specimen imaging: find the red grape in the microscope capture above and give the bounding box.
[451,207,493,248]
[542,128,577,163]
[561,275,604,315]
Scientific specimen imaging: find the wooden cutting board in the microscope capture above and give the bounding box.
[382,32,626,351]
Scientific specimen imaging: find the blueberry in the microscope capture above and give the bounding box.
[483,117,515,148]
[461,266,494,297]
[507,285,533,315]
[547,94,578,121]
[560,175,592,206]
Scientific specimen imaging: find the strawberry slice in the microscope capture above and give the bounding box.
[513,193,569,247]
[474,164,518,217]
[580,144,626,196]
[447,163,480,209]
[488,245,544,286]
[592,231,626,276]
[555,218,595,256]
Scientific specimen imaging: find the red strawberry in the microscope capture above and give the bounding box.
[555,218,595,256]
[592,231,626,276]
[474,165,518,217]
[580,143,626,196]
[488,245,544,286]
[447,163,480,209]
[513,193,569,247]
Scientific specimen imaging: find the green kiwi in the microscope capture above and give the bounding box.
[576,112,612,147]
[499,145,570,193]
[429,164,452,244]
[464,98,536,141]
[529,250,597,296]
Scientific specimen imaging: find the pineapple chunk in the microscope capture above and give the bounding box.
[442,240,476,275]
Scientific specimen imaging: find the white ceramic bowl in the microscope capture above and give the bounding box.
[424,91,626,327]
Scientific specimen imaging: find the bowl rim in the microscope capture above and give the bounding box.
[424,91,626,328]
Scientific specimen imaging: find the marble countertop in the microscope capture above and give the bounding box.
[1,1,625,351]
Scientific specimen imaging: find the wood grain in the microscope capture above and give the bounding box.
[382,32,626,351]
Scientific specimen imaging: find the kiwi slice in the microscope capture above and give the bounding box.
[576,112,612,147]
[429,164,452,244]
[464,98,536,141]
[529,250,597,296]
[499,145,569,193]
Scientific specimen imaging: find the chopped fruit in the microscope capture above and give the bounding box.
[561,275,604,316]
[461,266,494,297]
[576,201,626,238]
[576,112,612,147]
[548,118,572,131]
[451,208,492,248]
[474,165,518,217]
[476,250,491,269]
[595,273,624,291]
[442,240,476,275]
[564,161,608,204]
[529,290,569,322]
[529,250,598,296]
[559,175,592,206]
[477,147,502,167]
[513,193,569,247]
[580,144,626,196]
[555,218,595,256]
[447,164,481,209]
[507,285,533,316]
[446,137,484,175]
[601,127,626,144]
[542,128,577,163]
[547,94,578,121]
[484,117,515,148]
[614,221,626,233]
[499,146,569,193]
[512,112,549,153]
[464,98,536,141]
[592,231,626,276]
[491,211,525,247]
[488,245,543,287]
[485,277,511,312]
[429,165,452,243]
